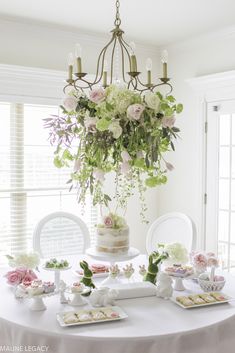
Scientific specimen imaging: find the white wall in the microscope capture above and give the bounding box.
[0,17,161,252]
[157,28,235,248]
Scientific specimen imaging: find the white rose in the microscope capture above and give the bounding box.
[108,121,122,139]
[145,92,160,111]
[84,116,98,133]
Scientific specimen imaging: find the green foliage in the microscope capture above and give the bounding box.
[45,85,183,221]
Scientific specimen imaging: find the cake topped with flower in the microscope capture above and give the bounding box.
[98,213,127,230]
[96,213,129,255]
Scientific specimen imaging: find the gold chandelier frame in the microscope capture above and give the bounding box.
[64,0,172,95]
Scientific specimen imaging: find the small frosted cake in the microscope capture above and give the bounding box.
[96,213,129,255]
[71,282,83,293]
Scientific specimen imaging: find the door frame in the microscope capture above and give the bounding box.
[187,70,235,251]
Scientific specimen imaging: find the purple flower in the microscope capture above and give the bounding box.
[165,162,174,171]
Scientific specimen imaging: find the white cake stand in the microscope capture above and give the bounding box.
[86,247,140,286]
[42,266,72,290]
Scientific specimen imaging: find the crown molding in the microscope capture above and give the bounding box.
[0,16,158,55]
[164,25,235,53]
[186,70,235,102]
[0,64,94,104]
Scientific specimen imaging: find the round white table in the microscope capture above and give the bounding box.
[1,255,235,353]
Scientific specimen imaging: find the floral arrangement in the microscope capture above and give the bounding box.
[5,268,38,286]
[6,252,40,270]
[191,251,219,278]
[161,243,189,265]
[98,213,127,229]
[45,85,182,220]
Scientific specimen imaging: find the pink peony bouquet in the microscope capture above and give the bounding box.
[191,251,219,280]
[5,268,37,286]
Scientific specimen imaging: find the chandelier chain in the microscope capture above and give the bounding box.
[114,0,121,27]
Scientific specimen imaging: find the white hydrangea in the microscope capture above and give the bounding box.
[163,243,189,265]
[8,252,40,269]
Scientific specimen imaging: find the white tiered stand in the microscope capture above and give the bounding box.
[86,247,140,285]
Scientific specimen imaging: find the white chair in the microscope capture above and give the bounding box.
[146,212,196,254]
[33,211,90,258]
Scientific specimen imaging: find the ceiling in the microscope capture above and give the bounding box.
[0,0,235,46]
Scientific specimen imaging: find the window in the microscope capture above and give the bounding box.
[206,100,235,271]
[0,102,97,263]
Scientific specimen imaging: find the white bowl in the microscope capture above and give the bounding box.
[198,279,225,292]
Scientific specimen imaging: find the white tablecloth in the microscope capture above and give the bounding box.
[1,255,235,353]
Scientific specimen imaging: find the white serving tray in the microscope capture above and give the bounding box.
[171,292,234,309]
[73,270,109,279]
[56,306,128,327]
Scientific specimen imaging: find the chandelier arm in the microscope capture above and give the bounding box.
[152,82,173,95]
[74,78,93,90]
[63,83,73,94]
[117,36,130,83]
[118,36,132,73]
[110,36,118,84]
[89,34,116,86]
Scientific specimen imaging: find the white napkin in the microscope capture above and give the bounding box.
[108,281,156,300]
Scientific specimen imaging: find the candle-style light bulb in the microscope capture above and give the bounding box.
[75,43,82,74]
[103,59,108,72]
[146,58,152,85]
[161,49,168,79]
[75,43,82,58]
[161,49,168,63]
[146,58,152,71]
[129,41,136,55]
[67,52,74,66]
[67,52,74,80]
[129,41,137,72]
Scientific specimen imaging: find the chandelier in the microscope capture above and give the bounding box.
[64,0,172,94]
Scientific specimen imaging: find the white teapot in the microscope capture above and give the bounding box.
[89,287,119,307]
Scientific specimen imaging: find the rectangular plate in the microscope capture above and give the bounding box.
[73,270,109,279]
[56,306,128,327]
[171,292,234,309]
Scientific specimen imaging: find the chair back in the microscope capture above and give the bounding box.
[33,211,90,258]
[146,212,196,254]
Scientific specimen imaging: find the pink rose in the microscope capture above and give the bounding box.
[89,88,105,104]
[206,252,216,257]
[121,151,131,162]
[127,104,144,120]
[165,161,174,171]
[93,168,105,183]
[103,216,113,228]
[120,161,131,175]
[63,96,77,112]
[162,116,176,128]
[23,270,37,282]
[5,270,23,285]
[192,253,208,269]
[207,256,218,267]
